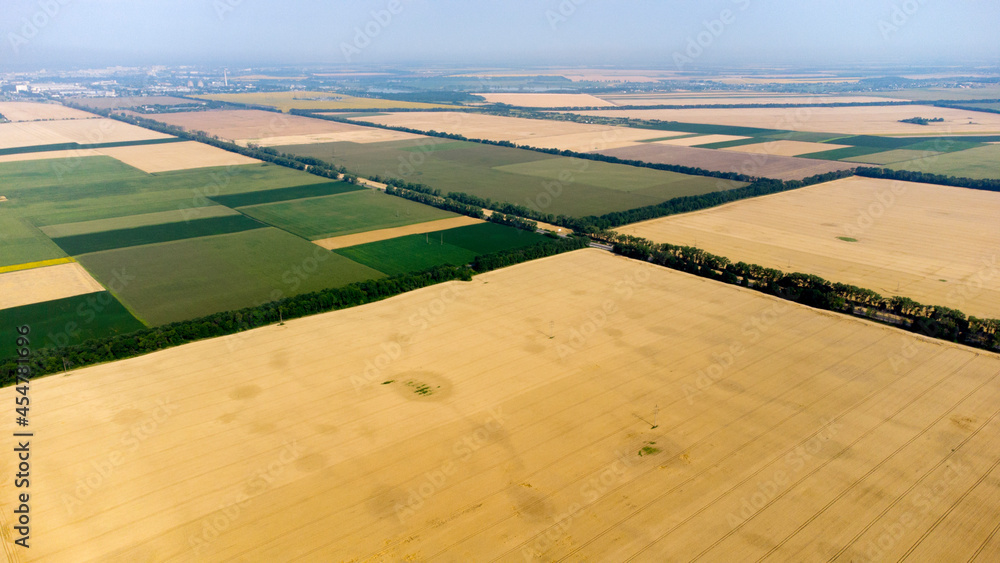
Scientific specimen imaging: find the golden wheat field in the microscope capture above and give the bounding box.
[3,250,999,561]
[571,105,1000,135]
[472,93,616,108]
[352,111,682,152]
[0,262,104,310]
[191,91,452,112]
[150,110,421,146]
[620,176,1000,319]
[312,216,483,250]
[0,102,97,122]
[0,118,174,150]
[93,141,261,173]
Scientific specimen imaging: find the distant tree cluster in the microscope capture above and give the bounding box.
[899,117,945,125]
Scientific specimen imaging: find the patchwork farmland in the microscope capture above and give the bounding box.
[4,250,1000,561]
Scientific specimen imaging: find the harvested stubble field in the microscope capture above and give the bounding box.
[620,176,1000,318]
[595,143,855,181]
[149,109,421,146]
[191,91,453,112]
[570,105,1000,135]
[351,111,683,152]
[0,262,104,310]
[0,118,174,150]
[5,249,1000,561]
[722,140,852,157]
[596,94,907,106]
[472,93,616,108]
[0,101,97,122]
[93,141,261,173]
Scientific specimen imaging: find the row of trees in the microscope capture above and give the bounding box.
[855,167,1000,192]
[611,234,1000,352]
[1,234,588,386]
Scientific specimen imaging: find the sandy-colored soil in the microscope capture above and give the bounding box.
[94,141,260,173]
[0,119,174,150]
[597,95,908,106]
[149,110,420,146]
[313,216,484,250]
[3,249,999,562]
[0,102,97,122]
[473,93,616,108]
[353,112,682,152]
[655,134,749,147]
[0,262,105,310]
[595,143,856,181]
[722,140,852,157]
[570,105,1000,135]
[620,176,1000,318]
[190,91,452,112]
[0,149,102,164]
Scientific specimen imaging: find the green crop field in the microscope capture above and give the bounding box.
[51,215,268,255]
[0,212,67,268]
[336,237,478,276]
[0,292,145,359]
[76,228,384,326]
[889,144,1000,179]
[39,206,240,238]
[846,149,945,165]
[0,157,329,227]
[335,223,548,276]
[277,139,741,217]
[208,181,364,208]
[239,189,458,240]
[798,146,887,161]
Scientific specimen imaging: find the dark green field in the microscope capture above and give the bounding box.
[0,137,184,157]
[277,138,740,217]
[239,189,458,240]
[0,292,145,359]
[208,181,363,207]
[76,228,385,325]
[335,222,548,276]
[51,215,268,255]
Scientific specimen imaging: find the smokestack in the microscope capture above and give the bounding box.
[224,69,228,87]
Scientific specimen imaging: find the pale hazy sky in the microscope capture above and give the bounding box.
[2,0,997,69]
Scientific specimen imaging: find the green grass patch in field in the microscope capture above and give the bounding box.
[899,139,984,153]
[278,139,742,217]
[846,149,945,165]
[336,222,548,276]
[837,236,858,242]
[828,135,922,149]
[39,206,240,238]
[0,292,146,359]
[208,181,363,208]
[0,211,67,268]
[399,141,468,153]
[76,228,384,325]
[888,144,1000,179]
[52,214,268,255]
[240,189,458,240]
[637,134,702,143]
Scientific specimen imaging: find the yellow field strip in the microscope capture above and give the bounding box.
[0,257,75,274]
